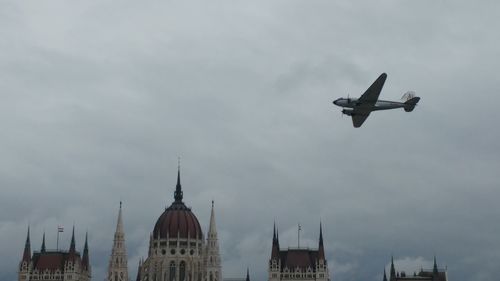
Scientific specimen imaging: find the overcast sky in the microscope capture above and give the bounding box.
[1,1,500,281]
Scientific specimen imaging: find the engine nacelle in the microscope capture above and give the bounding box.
[342,109,354,116]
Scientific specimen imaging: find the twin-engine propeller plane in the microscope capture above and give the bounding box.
[333,73,420,128]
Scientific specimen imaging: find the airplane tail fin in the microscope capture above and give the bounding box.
[403,95,420,112]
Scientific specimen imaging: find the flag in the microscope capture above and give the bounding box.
[58,226,64,232]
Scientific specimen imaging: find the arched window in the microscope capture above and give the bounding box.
[209,272,213,281]
[169,262,176,281]
[180,261,186,281]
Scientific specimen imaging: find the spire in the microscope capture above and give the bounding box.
[41,232,46,253]
[174,162,183,202]
[108,202,129,281]
[318,222,325,260]
[82,232,89,269]
[276,227,280,250]
[390,256,396,278]
[116,201,124,234]
[433,256,438,275]
[383,269,387,281]
[22,226,31,263]
[246,268,250,281]
[68,225,76,260]
[208,200,217,236]
[70,226,76,251]
[273,222,276,241]
[205,200,222,281]
[271,223,279,259]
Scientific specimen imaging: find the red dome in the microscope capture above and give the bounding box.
[153,202,203,240]
[152,169,203,240]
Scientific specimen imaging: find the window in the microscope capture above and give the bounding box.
[180,261,186,281]
[169,261,176,281]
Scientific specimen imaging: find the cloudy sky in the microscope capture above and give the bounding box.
[1,1,499,281]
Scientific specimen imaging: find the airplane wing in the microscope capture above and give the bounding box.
[352,113,370,128]
[357,73,387,104]
[351,73,387,127]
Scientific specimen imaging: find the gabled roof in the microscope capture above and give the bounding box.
[280,249,319,271]
[32,251,82,271]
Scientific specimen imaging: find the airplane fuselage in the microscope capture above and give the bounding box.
[333,98,405,111]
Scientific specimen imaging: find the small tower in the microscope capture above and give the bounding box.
[390,256,396,280]
[108,202,129,281]
[318,223,325,260]
[41,232,46,253]
[18,227,31,281]
[82,232,90,272]
[206,200,222,281]
[315,223,328,281]
[433,256,439,280]
[68,226,77,259]
[269,223,281,281]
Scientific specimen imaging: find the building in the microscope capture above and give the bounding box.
[268,224,329,281]
[108,202,129,281]
[384,256,447,281]
[136,168,222,281]
[18,227,91,281]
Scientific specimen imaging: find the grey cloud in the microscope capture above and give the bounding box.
[1,1,500,281]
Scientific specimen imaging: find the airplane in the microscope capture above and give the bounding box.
[333,73,420,128]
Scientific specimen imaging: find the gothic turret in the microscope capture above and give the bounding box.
[206,200,222,281]
[108,201,129,281]
[21,226,31,263]
[390,256,396,279]
[68,226,77,260]
[318,223,325,260]
[82,232,89,270]
[174,167,183,202]
[271,223,279,260]
[433,256,439,277]
[41,232,46,253]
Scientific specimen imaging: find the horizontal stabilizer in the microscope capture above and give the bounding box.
[404,96,420,112]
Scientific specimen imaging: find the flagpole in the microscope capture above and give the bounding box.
[56,225,63,251]
[298,223,301,248]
